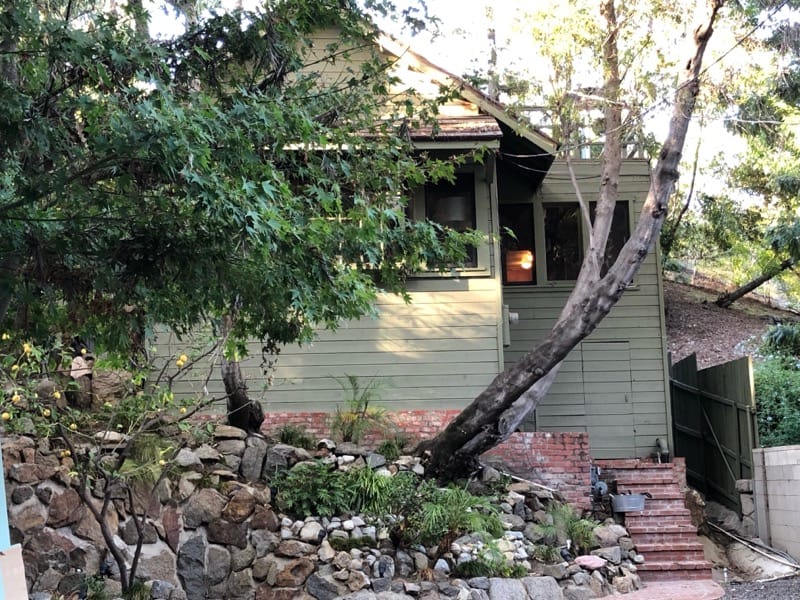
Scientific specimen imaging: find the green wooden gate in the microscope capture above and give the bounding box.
[670,354,759,514]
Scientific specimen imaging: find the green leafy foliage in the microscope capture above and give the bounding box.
[531,543,562,563]
[270,460,504,552]
[272,461,355,519]
[755,357,800,447]
[277,424,315,450]
[0,0,480,362]
[330,374,392,443]
[376,436,408,461]
[403,484,504,548]
[452,540,527,578]
[536,502,598,555]
[763,322,800,358]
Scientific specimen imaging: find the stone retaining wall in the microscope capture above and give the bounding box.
[3,428,640,600]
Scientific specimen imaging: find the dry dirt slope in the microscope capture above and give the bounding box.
[664,279,799,370]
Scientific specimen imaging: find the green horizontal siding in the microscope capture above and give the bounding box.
[504,159,669,459]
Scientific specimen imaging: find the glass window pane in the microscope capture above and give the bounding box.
[590,201,630,276]
[500,203,536,285]
[425,173,477,267]
[544,203,582,280]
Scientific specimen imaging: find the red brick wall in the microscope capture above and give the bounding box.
[261,410,592,510]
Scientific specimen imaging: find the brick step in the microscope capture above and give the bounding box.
[626,522,698,534]
[637,541,707,563]
[639,568,715,582]
[624,506,692,518]
[636,541,705,554]
[637,559,714,582]
[624,513,693,526]
[639,549,707,562]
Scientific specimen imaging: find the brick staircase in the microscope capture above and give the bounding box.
[596,458,713,582]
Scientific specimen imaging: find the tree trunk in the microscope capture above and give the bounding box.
[661,121,703,261]
[715,258,795,308]
[220,315,264,433]
[421,0,724,479]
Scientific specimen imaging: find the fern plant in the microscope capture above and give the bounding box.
[403,483,504,552]
[330,374,392,443]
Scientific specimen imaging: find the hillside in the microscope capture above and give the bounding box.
[664,279,798,369]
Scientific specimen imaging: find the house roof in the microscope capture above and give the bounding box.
[408,115,502,141]
[377,35,556,183]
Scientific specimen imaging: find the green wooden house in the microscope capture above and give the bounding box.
[159,34,671,460]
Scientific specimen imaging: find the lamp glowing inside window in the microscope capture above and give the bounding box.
[505,250,535,283]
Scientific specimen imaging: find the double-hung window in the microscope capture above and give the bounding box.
[425,172,477,267]
[408,166,491,275]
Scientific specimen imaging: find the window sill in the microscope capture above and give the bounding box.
[502,282,639,292]
[411,267,492,279]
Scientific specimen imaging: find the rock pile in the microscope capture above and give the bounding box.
[2,428,645,600]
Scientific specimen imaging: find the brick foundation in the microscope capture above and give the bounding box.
[261,409,592,510]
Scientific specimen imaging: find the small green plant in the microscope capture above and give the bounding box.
[541,502,598,554]
[277,424,315,449]
[85,574,111,600]
[330,374,392,443]
[271,460,354,518]
[328,536,377,551]
[376,435,408,461]
[452,540,527,578]
[123,580,150,600]
[349,464,396,515]
[531,543,562,563]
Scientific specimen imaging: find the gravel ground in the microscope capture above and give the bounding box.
[722,575,800,599]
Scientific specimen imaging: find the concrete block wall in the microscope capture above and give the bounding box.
[752,446,800,561]
[260,410,592,509]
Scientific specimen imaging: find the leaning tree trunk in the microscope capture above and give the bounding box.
[715,258,795,308]
[220,315,264,433]
[420,0,724,479]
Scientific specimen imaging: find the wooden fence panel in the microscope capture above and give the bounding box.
[670,354,758,514]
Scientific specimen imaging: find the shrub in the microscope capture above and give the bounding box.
[755,358,800,447]
[537,502,598,554]
[376,436,408,461]
[277,424,315,450]
[762,322,800,358]
[452,540,527,578]
[271,461,354,518]
[402,483,504,549]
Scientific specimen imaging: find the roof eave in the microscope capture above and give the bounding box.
[377,34,558,157]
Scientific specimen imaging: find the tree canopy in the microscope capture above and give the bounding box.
[0,0,474,360]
